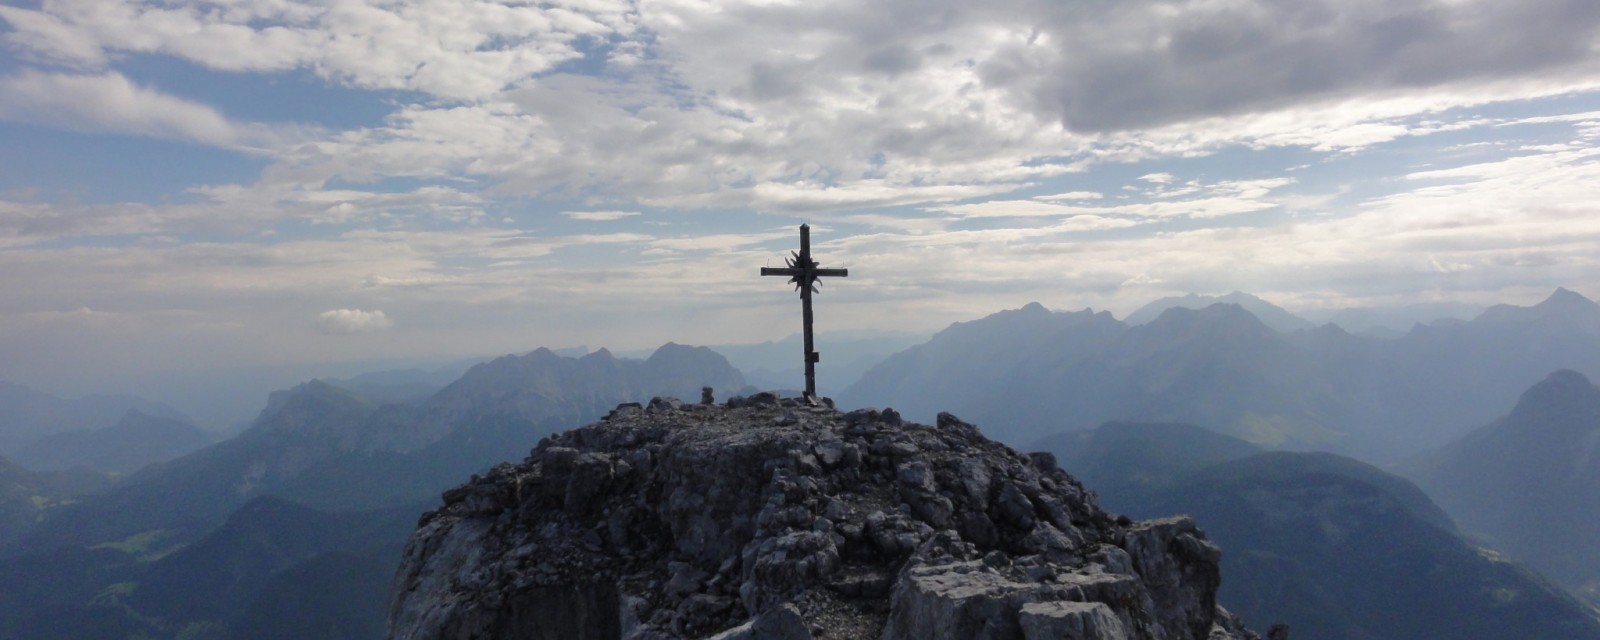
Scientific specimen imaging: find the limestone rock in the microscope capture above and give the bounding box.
[387,396,1257,640]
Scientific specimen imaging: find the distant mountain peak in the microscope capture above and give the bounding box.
[985,302,1051,321]
[255,380,373,435]
[1476,287,1600,325]
[1126,291,1313,333]
[1509,369,1600,419]
[1537,287,1599,312]
[1146,302,1272,334]
[1217,291,1262,302]
[649,341,692,355]
[110,408,197,432]
[1422,369,1600,590]
[645,341,721,365]
[1540,368,1592,386]
[262,379,352,409]
[525,347,562,362]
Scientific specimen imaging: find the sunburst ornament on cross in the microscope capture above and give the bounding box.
[760,224,849,399]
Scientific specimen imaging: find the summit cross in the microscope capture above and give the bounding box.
[760,224,849,399]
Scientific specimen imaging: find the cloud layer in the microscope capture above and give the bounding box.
[1,0,1599,392]
[0,70,241,146]
[316,308,393,334]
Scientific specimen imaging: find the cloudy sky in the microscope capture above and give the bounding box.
[3,0,1600,399]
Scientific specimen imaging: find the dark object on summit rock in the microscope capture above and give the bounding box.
[387,398,1258,640]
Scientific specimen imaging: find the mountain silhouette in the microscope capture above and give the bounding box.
[1040,423,1600,640]
[1125,291,1315,333]
[0,344,746,638]
[1156,451,1600,640]
[1416,369,1600,600]
[844,289,1600,460]
[0,381,189,454]
[13,410,214,474]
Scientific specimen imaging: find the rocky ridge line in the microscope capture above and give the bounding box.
[388,393,1259,639]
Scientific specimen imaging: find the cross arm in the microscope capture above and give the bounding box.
[813,268,848,277]
[761,267,803,277]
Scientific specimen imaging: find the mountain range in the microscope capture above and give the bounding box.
[0,382,190,455]
[1041,421,1600,639]
[0,344,744,639]
[12,410,215,475]
[0,495,419,639]
[842,288,1600,461]
[3,289,1599,639]
[646,330,928,393]
[0,454,108,548]
[16,343,744,550]
[1123,291,1486,336]
[1124,291,1317,333]
[1415,369,1600,603]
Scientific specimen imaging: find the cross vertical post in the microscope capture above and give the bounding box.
[760,224,848,398]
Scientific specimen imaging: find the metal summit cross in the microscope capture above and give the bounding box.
[761,224,848,399]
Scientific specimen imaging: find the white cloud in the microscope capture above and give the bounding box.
[9,0,1572,233]
[7,0,1600,388]
[935,176,1293,220]
[0,181,494,245]
[316,308,392,334]
[0,0,636,101]
[563,210,641,221]
[191,0,1600,220]
[1035,191,1104,201]
[0,70,241,146]
[650,231,791,253]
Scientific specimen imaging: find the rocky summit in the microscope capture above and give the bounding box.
[387,393,1259,640]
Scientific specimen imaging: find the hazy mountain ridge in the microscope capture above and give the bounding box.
[321,362,480,406]
[12,410,216,474]
[0,343,747,639]
[13,379,381,553]
[1302,301,1485,337]
[846,302,1349,449]
[0,495,419,640]
[350,343,744,454]
[128,496,419,639]
[679,330,929,394]
[1416,369,1600,600]
[0,454,109,549]
[1042,421,1600,639]
[845,288,1600,459]
[1162,451,1600,640]
[1375,287,1600,453]
[1125,291,1316,333]
[846,303,1127,436]
[4,290,1596,639]
[0,381,190,454]
[1037,421,1263,511]
[15,343,745,552]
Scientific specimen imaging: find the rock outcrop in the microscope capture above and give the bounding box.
[387,394,1257,640]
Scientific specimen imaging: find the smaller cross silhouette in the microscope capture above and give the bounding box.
[760,224,848,399]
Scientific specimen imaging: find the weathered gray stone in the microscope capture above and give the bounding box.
[1019,601,1131,640]
[705,602,811,640]
[1123,517,1224,640]
[387,396,1255,640]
